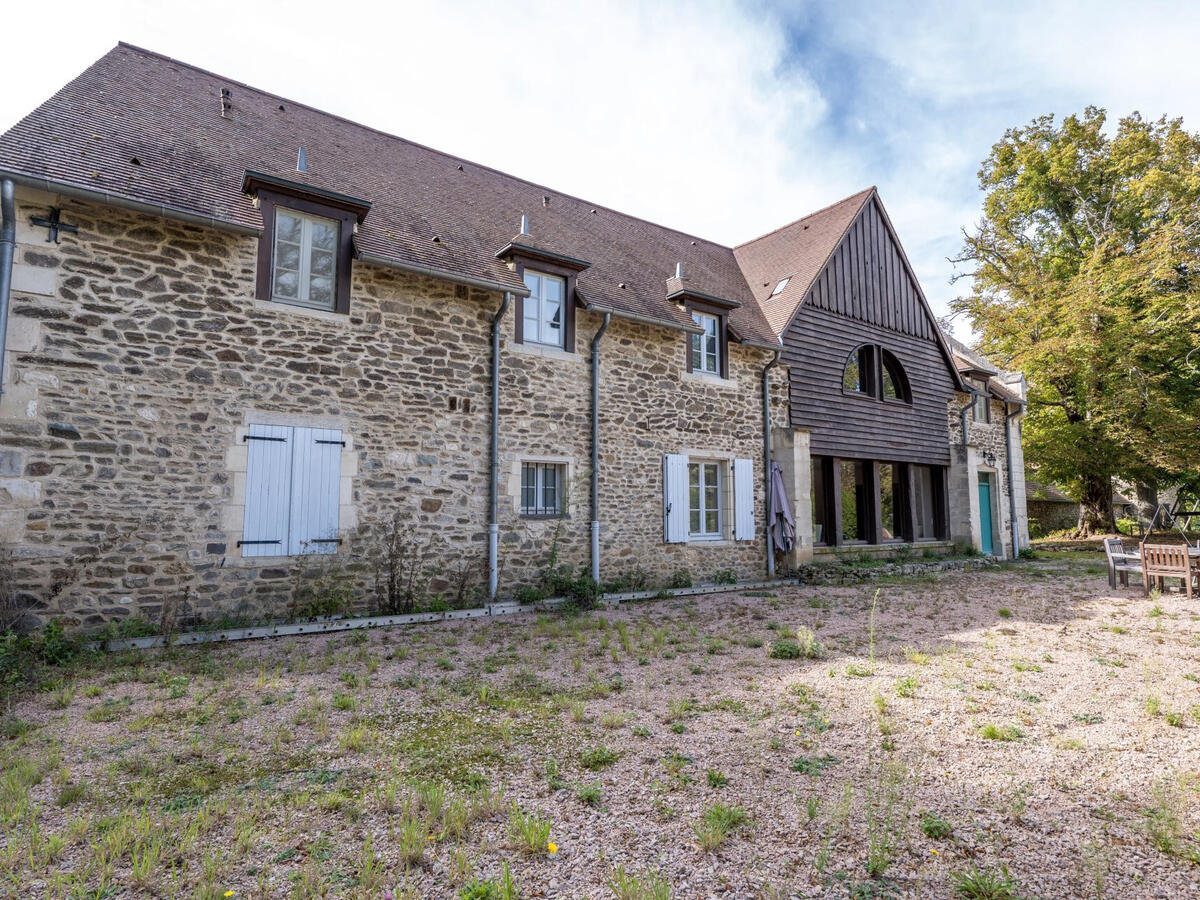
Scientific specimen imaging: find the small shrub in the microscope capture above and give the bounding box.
[608,865,671,900]
[791,754,839,776]
[712,569,737,586]
[515,585,546,605]
[396,815,425,866]
[920,811,953,840]
[895,676,918,699]
[693,803,748,851]
[950,865,1018,899]
[507,804,552,855]
[581,745,619,770]
[997,608,1012,619]
[705,769,727,788]
[459,861,518,900]
[575,783,603,806]
[667,569,693,590]
[979,723,1023,742]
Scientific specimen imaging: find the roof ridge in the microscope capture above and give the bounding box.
[733,186,875,250]
[112,41,738,253]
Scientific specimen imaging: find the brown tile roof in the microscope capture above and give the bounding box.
[947,337,1026,404]
[0,44,780,346]
[731,187,874,335]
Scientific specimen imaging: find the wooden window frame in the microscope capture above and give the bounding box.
[684,299,729,379]
[842,344,913,406]
[811,455,835,546]
[880,349,912,405]
[255,189,356,315]
[511,257,578,353]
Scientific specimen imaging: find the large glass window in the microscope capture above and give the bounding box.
[912,465,938,540]
[688,460,723,538]
[880,463,904,541]
[520,462,564,517]
[972,389,991,423]
[812,457,830,545]
[690,312,721,375]
[522,270,565,347]
[842,345,875,394]
[839,460,869,542]
[272,209,339,309]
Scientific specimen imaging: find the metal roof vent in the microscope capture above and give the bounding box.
[519,214,530,236]
[297,147,308,174]
[674,262,685,279]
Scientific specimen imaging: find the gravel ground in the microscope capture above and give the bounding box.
[4,560,1199,898]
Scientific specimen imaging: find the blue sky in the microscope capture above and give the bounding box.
[2,0,1197,336]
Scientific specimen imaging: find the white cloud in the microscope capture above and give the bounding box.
[2,0,1197,338]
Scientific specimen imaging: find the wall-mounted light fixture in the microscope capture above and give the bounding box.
[983,451,997,468]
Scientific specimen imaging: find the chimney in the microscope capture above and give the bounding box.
[519,214,530,236]
[220,88,232,117]
[674,262,685,279]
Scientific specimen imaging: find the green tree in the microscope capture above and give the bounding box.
[954,107,1200,534]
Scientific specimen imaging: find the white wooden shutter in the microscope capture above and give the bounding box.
[241,424,293,557]
[733,457,754,542]
[288,427,343,555]
[663,453,689,543]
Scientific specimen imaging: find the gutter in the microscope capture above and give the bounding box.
[1003,401,1024,558]
[488,293,511,599]
[0,170,260,236]
[0,179,13,401]
[590,312,611,583]
[762,350,780,577]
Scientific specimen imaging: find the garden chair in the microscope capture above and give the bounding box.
[1102,537,1142,589]
[1140,543,1194,600]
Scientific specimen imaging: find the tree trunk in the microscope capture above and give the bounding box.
[1135,483,1158,524]
[1077,472,1115,536]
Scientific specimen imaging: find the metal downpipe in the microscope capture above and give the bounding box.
[1004,402,1022,559]
[488,293,511,599]
[590,313,611,584]
[0,179,15,402]
[762,350,780,577]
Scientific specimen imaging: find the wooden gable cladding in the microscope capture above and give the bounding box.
[782,196,958,466]
[804,197,933,340]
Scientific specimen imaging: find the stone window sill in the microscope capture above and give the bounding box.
[681,370,737,390]
[253,297,350,324]
[507,340,579,362]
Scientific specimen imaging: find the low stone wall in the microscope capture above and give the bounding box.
[796,556,998,585]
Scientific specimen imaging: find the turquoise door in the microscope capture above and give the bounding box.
[978,479,994,555]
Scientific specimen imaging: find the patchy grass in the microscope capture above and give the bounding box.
[0,568,1196,897]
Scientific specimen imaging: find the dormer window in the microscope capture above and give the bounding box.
[691,311,721,375]
[244,171,369,317]
[521,270,566,348]
[272,209,339,310]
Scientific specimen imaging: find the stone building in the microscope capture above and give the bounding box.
[0,44,1027,628]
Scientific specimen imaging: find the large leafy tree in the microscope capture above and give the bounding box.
[954,108,1200,534]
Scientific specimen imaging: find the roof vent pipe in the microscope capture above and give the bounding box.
[297,147,308,173]
[675,262,685,279]
[519,214,530,236]
[220,88,232,117]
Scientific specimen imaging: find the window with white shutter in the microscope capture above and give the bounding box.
[241,424,344,557]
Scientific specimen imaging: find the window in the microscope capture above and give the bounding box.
[811,456,832,545]
[972,388,991,423]
[520,462,565,517]
[842,345,876,394]
[770,277,791,296]
[663,454,753,543]
[688,460,723,537]
[912,465,943,540]
[881,350,910,402]
[879,463,905,541]
[690,312,721,375]
[272,209,339,310]
[839,459,869,542]
[241,424,343,557]
[522,270,565,348]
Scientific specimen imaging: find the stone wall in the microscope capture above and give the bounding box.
[0,188,784,627]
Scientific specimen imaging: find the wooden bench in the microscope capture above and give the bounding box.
[1141,543,1195,600]
[1103,537,1143,589]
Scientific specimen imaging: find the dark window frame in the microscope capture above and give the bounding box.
[880,349,912,405]
[255,189,357,315]
[842,344,912,405]
[811,455,835,546]
[820,457,947,547]
[684,299,730,379]
[511,257,578,353]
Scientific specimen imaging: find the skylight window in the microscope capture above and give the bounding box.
[770,277,790,296]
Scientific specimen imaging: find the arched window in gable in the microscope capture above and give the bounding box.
[881,350,911,403]
[842,345,876,394]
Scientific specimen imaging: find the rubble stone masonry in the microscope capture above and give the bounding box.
[0,188,787,627]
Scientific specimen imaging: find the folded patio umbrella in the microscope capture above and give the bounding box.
[769,461,795,554]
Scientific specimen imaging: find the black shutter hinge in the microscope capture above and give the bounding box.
[244,435,286,442]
